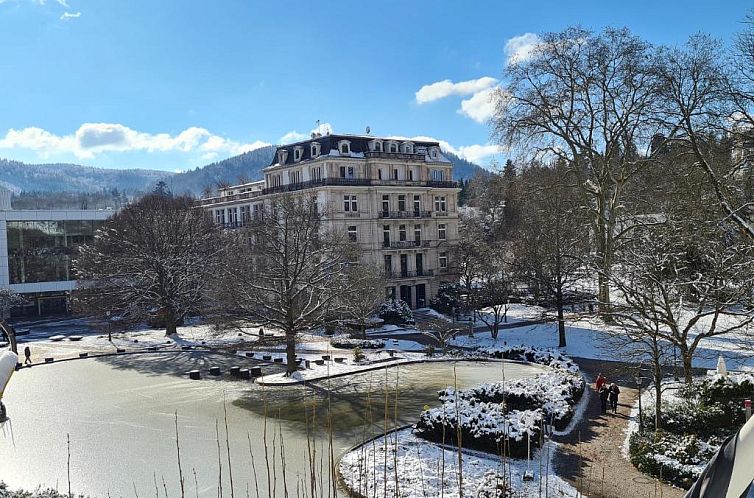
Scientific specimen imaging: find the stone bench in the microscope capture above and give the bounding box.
[188,370,201,380]
[245,352,255,357]
[230,366,241,377]
[314,359,325,366]
[44,357,54,363]
[238,369,251,379]
[334,357,346,364]
[249,367,262,377]
[209,366,222,376]
[116,348,126,354]
[79,352,89,358]
[273,358,284,363]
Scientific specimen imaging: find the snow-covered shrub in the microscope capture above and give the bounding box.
[378,299,414,325]
[481,345,580,373]
[437,371,585,431]
[629,431,720,489]
[353,347,365,363]
[330,335,384,349]
[414,400,542,457]
[0,482,89,498]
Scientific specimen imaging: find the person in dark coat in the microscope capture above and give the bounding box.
[598,384,609,414]
[608,383,620,413]
[23,346,31,365]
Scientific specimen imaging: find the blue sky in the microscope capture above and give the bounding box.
[0,0,749,172]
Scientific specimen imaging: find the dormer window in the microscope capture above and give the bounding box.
[430,147,440,160]
[387,141,399,153]
[311,142,321,158]
[277,149,289,164]
[369,140,383,152]
[293,146,303,162]
[338,140,351,154]
[402,142,414,154]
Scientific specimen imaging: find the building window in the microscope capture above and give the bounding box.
[398,195,406,212]
[430,147,439,159]
[393,168,399,180]
[227,207,238,225]
[311,142,321,158]
[413,195,420,215]
[408,169,414,181]
[348,225,357,242]
[438,223,446,240]
[439,252,448,269]
[414,224,421,244]
[339,140,351,154]
[434,196,447,212]
[402,142,414,154]
[384,255,392,276]
[383,225,390,247]
[386,286,396,300]
[341,166,355,178]
[310,166,322,180]
[431,169,444,181]
[382,195,389,215]
[344,195,357,212]
[215,210,224,224]
[240,206,250,223]
[370,140,383,152]
[388,142,398,153]
[277,150,288,164]
[253,204,261,220]
[399,224,407,241]
[378,169,382,180]
[293,147,303,162]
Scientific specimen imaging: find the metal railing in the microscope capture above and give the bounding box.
[383,240,432,250]
[378,210,432,219]
[386,269,436,279]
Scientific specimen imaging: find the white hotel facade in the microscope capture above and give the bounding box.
[199,134,461,308]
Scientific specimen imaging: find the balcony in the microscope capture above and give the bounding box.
[382,240,431,250]
[364,151,426,161]
[378,210,432,219]
[198,190,262,206]
[386,269,436,279]
[261,178,459,195]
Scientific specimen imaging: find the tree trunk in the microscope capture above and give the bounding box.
[165,320,177,336]
[285,331,297,376]
[682,352,693,385]
[0,322,17,354]
[653,359,663,431]
[556,286,566,347]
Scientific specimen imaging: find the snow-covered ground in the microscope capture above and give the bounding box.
[339,428,580,498]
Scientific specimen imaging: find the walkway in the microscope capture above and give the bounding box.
[552,357,684,498]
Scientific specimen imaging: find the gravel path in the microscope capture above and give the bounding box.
[551,357,685,498]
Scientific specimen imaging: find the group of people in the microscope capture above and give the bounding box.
[595,373,620,414]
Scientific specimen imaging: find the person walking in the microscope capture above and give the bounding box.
[608,383,620,413]
[595,373,606,391]
[599,384,609,414]
[23,346,31,365]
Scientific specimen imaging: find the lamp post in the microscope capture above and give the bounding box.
[635,373,645,433]
[106,310,111,342]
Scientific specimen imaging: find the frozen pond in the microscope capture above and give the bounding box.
[0,352,546,497]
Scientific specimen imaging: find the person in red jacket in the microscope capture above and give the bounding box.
[595,373,606,391]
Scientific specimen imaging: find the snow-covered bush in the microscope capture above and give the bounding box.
[330,335,385,349]
[378,299,414,325]
[0,482,88,498]
[629,431,720,489]
[480,345,580,373]
[415,349,584,455]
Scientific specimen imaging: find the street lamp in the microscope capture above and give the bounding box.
[106,310,112,342]
[635,372,645,433]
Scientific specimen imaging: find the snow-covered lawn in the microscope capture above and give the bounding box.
[339,428,580,498]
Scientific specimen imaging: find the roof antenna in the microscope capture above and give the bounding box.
[366,125,371,135]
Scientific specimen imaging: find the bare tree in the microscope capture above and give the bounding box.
[0,290,24,353]
[74,194,225,336]
[514,162,590,347]
[653,33,754,240]
[210,194,357,375]
[471,246,512,341]
[337,264,386,338]
[606,214,754,384]
[494,27,661,316]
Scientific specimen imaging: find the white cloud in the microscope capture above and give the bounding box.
[415,77,498,104]
[458,87,497,124]
[60,11,80,20]
[55,0,69,7]
[279,122,334,144]
[504,33,542,65]
[0,123,270,160]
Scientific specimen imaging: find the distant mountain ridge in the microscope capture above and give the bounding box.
[0,146,487,199]
[0,158,166,194]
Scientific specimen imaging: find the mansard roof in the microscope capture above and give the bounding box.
[268,134,446,167]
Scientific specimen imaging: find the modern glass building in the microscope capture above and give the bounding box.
[0,190,113,316]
